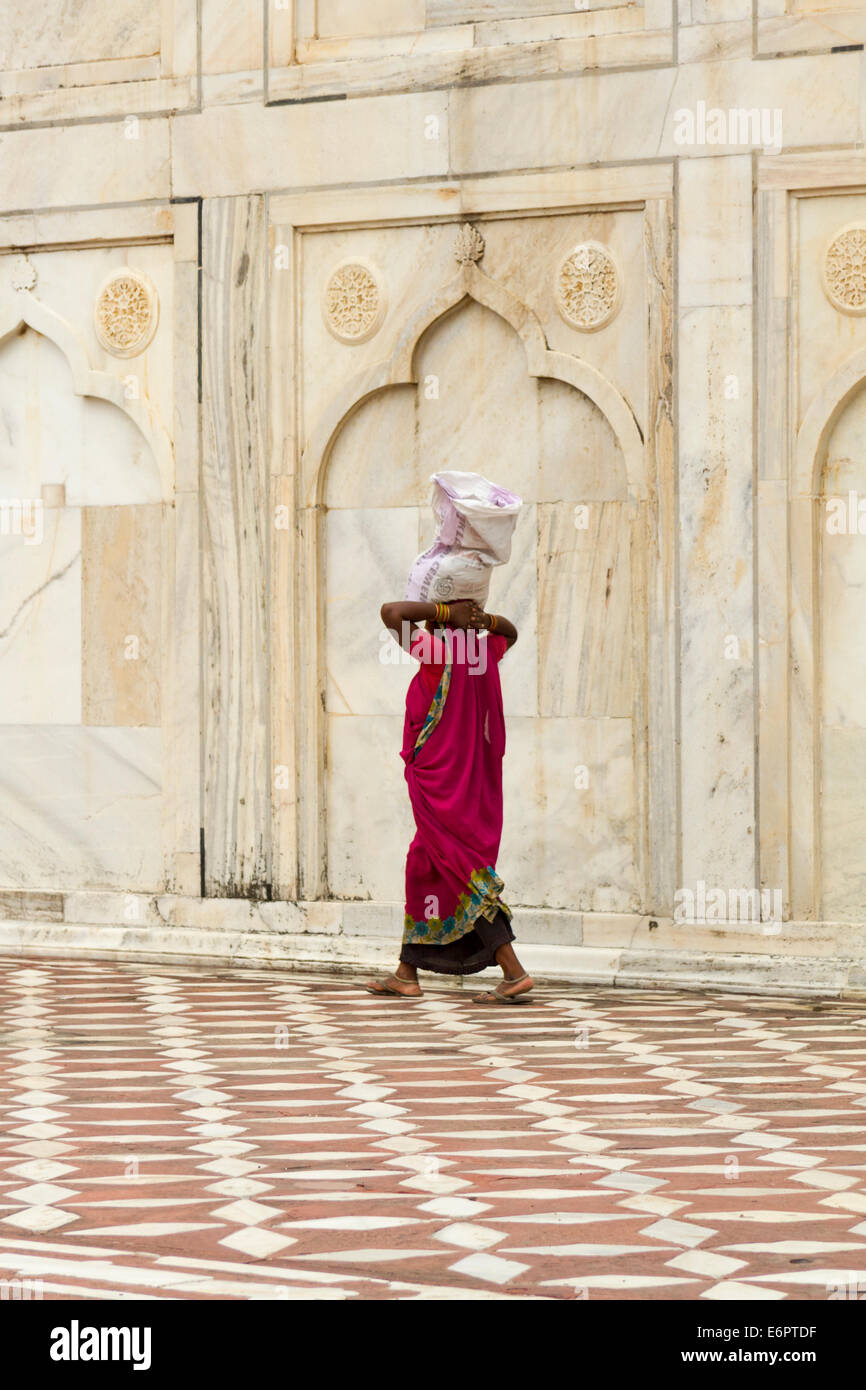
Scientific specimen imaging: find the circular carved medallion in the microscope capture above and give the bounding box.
[322,259,386,344]
[823,224,866,316]
[555,241,621,332]
[94,268,159,357]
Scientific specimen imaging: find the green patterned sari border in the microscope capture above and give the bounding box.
[403,864,511,946]
[413,641,452,757]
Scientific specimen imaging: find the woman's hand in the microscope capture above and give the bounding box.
[446,600,488,629]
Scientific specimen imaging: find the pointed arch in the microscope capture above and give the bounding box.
[0,290,173,499]
[300,262,645,506]
[796,345,866,497]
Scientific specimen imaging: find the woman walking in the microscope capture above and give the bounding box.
[365,472,532,1004]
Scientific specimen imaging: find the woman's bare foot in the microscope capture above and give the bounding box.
[364,963,422,998]
[499,972,534,998]
[473,943,534,1004]
[472,972,534,1005]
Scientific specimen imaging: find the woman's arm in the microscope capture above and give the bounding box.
[380,599,489,654]
[481,611,518,649]
[380,600,438,654]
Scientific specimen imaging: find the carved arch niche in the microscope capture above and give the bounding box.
[0,208,199,897]
[279,195,676,926]
[758,181,866,924]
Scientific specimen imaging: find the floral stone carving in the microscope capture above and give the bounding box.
[322,259,386,344]
[453,223,485,265]
[94,267,159,357]
[823,224,866,316]
[555,241,621,332]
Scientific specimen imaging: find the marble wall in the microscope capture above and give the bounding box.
[3,0,866,982]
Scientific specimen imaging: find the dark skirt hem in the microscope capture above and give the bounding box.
[399,908,514,976]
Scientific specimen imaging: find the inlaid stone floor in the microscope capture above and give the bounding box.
[1,955,866,1301]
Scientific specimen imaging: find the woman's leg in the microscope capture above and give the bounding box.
[365,960,422,997]
[495,941,529,982]
[472,942,534,1003]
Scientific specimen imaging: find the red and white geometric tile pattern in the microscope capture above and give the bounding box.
[1,956,866,1300]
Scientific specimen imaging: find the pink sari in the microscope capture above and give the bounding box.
[400,625,512,947]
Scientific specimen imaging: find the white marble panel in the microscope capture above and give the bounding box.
[538,378,628,504]
[821,728,866,922]
[312,280,541,511]
[301,221,451,446]
[0,727,162,891]
[450,69,672,175]
[304,211,643,475]
[678,157,752,308]
[201,195,270,897]
[678,223,754,892]
[500,716,638,913]
[3,0,159,71]
[478,210,646,440]
[538,500,634,718]
[19,242,175,449]
[81,504,162,728]
[821,421,866,730]
[0,509,81,724]
[0,120,170,214]
[172,93,450,202]
[413,298,538,504]
[450,58,859,176]
[0,326,162,506]
[759,7,866,58]
[201,0,262,74]
[690,0,750,19]
[822,586,866,728]
[664,54,859,154]
[317,0,425,37]
[323,387,424,510]
[819,388,866,919]
[325,506,422,716]
[487,502,538,720]
[326,714,414,902]
[796,192,866,431]
[429,0,628,20]
[679,19,752,63]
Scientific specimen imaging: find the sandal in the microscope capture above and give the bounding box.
[472,973,534,1005]
[364,974,423,999]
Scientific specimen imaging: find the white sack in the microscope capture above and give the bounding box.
[404,470,522,607]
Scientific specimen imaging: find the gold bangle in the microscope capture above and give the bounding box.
[488,613,497,632]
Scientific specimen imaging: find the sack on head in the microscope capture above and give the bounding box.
[404,470,522,607]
